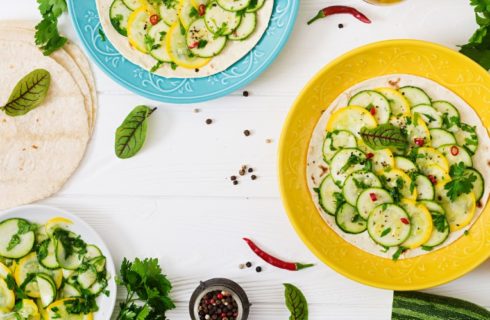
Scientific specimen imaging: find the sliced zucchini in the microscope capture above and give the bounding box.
[330,148,367,185]
[348,90,391,124]
[454,123,478,154]
[229,12,256,40]
[0,218,35,259]
[122,0,141,10]
[411,105,442,128]
[127,6,151,53]
[375,87,410,116]
[14,253,62,298]
[89,256,106,273]
[179,0,198,29]
[399,199,433,249]
[423,212,450,248]
[55,232,85,270]
[160,0,181,26]
[84,245,102,261]
[110,0,133,37]
[367,204,411,247]
[35,225,49,244]
[16,299,39,319]
[432,100,460,129]
[342,170,381,206]
[465,168,484,202]
[0,278,15,310]
[420,164,451,186]
[217,0,251,11]
[399,86,431,106]
[322,130,357,162]
[326,106,377,137]
[415,174,434,201]
[186,18,227,57]
[389,114,409,130]
[394,156,417,174]
[381,168,417,200]
[37,274,56,308]
[46,299,93,319]
[77,266,97,290]
[356,187,393,220]
[147,20,172,62]
[45,217,73,238]
[317,175,342,216]
[415,147,449,173]
[407,115,431,147]
[204,2,242,35]
[246,0,265,12]
[335,203,367,234]
[436,184,476,231]
[0,262,11,279]
[60,283,81,299]
[371,148,395,174]
[166,22,210,69]
[429,128,456,148]
[88,278,108,295]
[438,144,472,167]
[37,239,59,270]
[420,200,445,214]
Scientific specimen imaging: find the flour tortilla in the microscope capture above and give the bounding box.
[96,0,274,78]
[0,21,97,133]
[0,39,90,210]
[307,74,490,260]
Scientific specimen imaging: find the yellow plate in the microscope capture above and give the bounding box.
[278,40,490,290]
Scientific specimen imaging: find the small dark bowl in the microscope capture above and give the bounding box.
[189,278,251,320]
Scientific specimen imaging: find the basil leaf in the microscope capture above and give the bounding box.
[115,106,156,159]
[359,124,407,150]
[2,69,51,116]
[284,283,308,320]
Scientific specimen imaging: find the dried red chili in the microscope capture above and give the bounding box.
[400,218,410,225]
[307,6,372,26]
[243,238,314,271]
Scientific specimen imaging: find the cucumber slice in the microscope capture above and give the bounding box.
[160,1,180,26]
[407,116,431,147]
[229,12,256,40]
[335,203,367,234]
[166,22,210,69]
[16,299,39,319]
[148,20,172,62]
[400,200,433,249]
[0,278,14,311]
[432,100,460,129]
[436,184,476,231]
[348,90,391,124]
[411,105,442,128]
[217,0,251,11]
[0,262,11,279]
[394,156,417,174]
[465,168,484,202]
[110,0,133,36]
[415,174,434,201]
[367,204,411,247]
[381,168,417,200]
[89,256,106,273]
[429,128,456,148]
[420,164,451,186]
[399,86,431,106]
[78,265,97,289]
[61,283,81,299]
[84,245,102,261]
[322,130,357,162]
[454,123,478,154]
[342,170,381,206]
[204,2,242,35]
[423,212,449,248]
[122,0,142,10]
[356,187,393,220]
[415,147,449,173]
[46,299,93,319]
[246,0,265,12]
[0,311,20,320]
[37,239,60,270]
[371,148,395,174]
[420,200,445,214]
[330,148,367,185]
[317,175,342,216]
[37,273,56,308]
[438,144,472,167]
[15,253,63,298]
[0,218,35,259]
[55,232,85,270]
[326,106,377,137]
[127,7,151,53]
[45,217,73,238]
[375,87,410,116]
[89,278,109,295]
[35,225,49,244]
[179,0,198,29]
[187,18,227,57]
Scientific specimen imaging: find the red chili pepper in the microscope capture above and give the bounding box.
[428,175,437,185]
[414,138,425,147]
[370,106,376,116]
[198,4,206,16]
[369,192,377,202]
[400,218,410,225]
[243,238,314,271]
[366,152,374,159]
[307,6,372,26]
[188,42,199,49]
[450,145,459,156]
[149,14,160,25]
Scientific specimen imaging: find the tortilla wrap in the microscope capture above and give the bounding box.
[307,74,490,259]
[96,0,274,78]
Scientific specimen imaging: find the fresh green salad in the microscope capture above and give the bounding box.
[315,86,485,259]
[0,217,110,319]
[109,0,266,71]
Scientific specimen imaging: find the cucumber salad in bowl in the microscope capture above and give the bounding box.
[307,74,490,260]
[97,0,273,78]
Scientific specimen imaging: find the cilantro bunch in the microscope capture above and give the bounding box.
[35,0,68,55]
[116,258,175,320]
[460,0,490,69]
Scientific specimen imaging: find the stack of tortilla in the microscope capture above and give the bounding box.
[0,21,97,210]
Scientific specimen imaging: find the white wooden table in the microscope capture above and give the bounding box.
[3,0,490,318]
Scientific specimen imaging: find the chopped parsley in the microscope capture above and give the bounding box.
[444,162,477,201]
[380,228,392,238]
[392,246,408,261]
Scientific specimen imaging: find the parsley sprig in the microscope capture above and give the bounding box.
[116,258,175,320]
[460,0,490,69]
[35,0,68,55]
[444,162,477,201]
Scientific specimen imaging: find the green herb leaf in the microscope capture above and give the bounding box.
[35,0,68,55]
[444,162,477,201]
[360,124,407,150]
[115,106,157,159]
[421,245,433,251]
[98,28,106,42]
[284,283,308,320]
[432,214,448,233]
[380,228,392,238]
[1,69,51,117]
[392,246,407,261]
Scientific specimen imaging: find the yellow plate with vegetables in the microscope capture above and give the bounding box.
[278,40,490,290]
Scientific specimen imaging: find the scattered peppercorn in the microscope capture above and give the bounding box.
[242,91,249,97]
[251,175,257,180]
[230,176,237,181]
[245,262,252,268]
[198,290,239,320]
[193,108,200,113]
[255,266,262,273]
[195,68,200,73]
[248,168,253,173]
[265,139,273,144]
[239,169,245,176]
[233,180,239,185]
[338,23,344,28]
[243,130,251,136]
[206,119,213,125]
[239,264,245,269]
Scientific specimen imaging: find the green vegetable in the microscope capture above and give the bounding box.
[432,214,448,233]
[1,69,51,117]
[392,291,490,319]
[115,106,157,159]
[444,162,477,201]
[116,258,175,320]
[35,0,68,55]
[359,124,407,150]
[6,220,36,252]
[284,283,308,320]
[392,246,407,261]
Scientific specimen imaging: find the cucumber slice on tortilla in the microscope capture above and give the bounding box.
[229,12,257,41]
[187,18,227,57]
[217,0,251,11]
[246,0,265,12]
[367,204,411,247]
[148,20,172,62]
[110,0,133,36]
[204,2,242,35]
[412,104,442,128]
[429,128,456,148]
[348,90,391,124]
[317,175,342,216]
[122,0,141,10]
[160,0,181,26]
[335,203,367,234]
[399,86,431,106]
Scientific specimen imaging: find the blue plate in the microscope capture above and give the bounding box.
[68,0,299,104]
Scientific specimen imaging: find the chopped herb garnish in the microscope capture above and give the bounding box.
[444,162,477,201]
[380,228,392,237]
[392,246,407,261]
